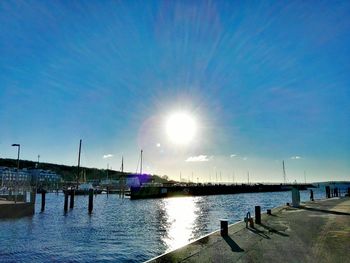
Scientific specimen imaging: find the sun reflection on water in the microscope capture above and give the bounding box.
[161,197,197,251]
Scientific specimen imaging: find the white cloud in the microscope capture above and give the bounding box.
[103,154,113,159]
[186,155,212,162]
[230,154,237,158]
[291,156,302,160]
[156,143,161,148]
[242,157,248,161]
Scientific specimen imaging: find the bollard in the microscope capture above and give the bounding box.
[244,212,252,228]
[325,186,330,198]
[286,202,290,206]
[310,189,314,201]
[267,209,272,215]
[88,189,93,214]
[64,192,69,213]
[220,219,228,236]
[70,189,75,209]
[255,206,261,224]
[41,191,46,212]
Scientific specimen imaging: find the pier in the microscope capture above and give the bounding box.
[0,192,35,218]
[130,183,313,199]
[147,197,350,262]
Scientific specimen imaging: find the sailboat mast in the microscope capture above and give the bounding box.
[140,149,143,174]
[121,156,124,173]
[77,139,82,188]
[283,160,286,184]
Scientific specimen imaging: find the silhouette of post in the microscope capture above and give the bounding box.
[69,189,75,209]
[88,189,93,214]
[310,189,314,201]
[220,219,228,236]
[41,191,46,212]
[255,206,261,224]
[64,192,69,213]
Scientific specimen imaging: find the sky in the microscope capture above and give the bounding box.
[0,1,349,183]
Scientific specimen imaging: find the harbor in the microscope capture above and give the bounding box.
[1,1,350,262]
[0,186,348,262]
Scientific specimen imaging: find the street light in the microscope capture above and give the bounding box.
[11,143,20,203]
[11,144,20,169]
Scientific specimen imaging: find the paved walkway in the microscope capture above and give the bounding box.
[148,197,350,263]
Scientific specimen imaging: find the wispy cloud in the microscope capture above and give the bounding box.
[230,154,237,158]
[186,155,212,162]
[103,154,113,159]
[291,156,302,160]
[242,157,248,161]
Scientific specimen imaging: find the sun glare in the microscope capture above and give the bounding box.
[166,112,197,145]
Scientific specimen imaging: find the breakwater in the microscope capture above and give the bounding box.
[130,183,313,199]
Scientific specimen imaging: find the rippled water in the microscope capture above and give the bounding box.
[0,188,325,262]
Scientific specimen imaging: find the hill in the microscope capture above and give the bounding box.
[0,158,169,183]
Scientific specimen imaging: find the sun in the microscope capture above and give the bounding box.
[166,112,197,145]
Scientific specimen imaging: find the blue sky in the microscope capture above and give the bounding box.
[0,1,349,183]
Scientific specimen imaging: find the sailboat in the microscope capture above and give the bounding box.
[64,139,102,195]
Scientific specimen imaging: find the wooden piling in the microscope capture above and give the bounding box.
[255,206,261,224]
[88,189,93,214]
[64,192,69,213]
[69,189,75,209]
[41,191,46,212]
[267,209,272,215]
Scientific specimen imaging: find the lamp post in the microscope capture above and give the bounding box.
[11,144,20,203]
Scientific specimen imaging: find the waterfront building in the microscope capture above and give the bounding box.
[0,167,61,188]
[0,167,31,185]
[29,169,61,184]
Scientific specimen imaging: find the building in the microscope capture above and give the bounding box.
[0,167,61,187]
[29,169,61,184]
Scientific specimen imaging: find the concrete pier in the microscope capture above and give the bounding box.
[0,199,35,218]
[147,197,350,263]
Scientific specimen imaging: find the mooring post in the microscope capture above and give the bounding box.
[88,188,93,214]
[267,209,272,215]
[310,189,314,201]
[64,192,69,213]
[69,189,75,209]
[220,219,228,236]
[107,186,109,197]
[255,206,261,224]
[41,190,46,212]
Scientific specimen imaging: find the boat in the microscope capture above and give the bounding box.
[64,139,102,195]
[64,182,102,195]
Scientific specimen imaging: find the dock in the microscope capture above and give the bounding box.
[147,197,350,262]
[0,199,35,218]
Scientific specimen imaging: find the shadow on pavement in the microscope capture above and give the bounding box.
[300,206,350,216]
[259,223,289,237]
[223,236,244,252]
[247,227,270,239]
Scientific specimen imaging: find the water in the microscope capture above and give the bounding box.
[0,188,326,262]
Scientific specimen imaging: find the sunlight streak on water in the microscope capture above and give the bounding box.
[162,197,197,251]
